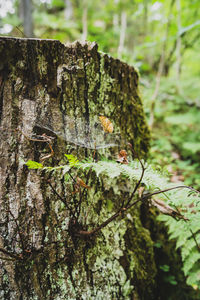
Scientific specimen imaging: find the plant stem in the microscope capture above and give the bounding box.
[142,185,200,200]
[47,180,77,220]
[78,184,200,237]
[78,207,127,236]
[189,229,200,253]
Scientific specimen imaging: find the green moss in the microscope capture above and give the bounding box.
[38,55,48,76]
[98,56,116,104]
[124,207,157,299]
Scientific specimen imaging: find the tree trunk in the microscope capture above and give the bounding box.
[118,11,127,58]
[21,0,34,37]
[149,0,175,129]
[82,0,88,41]
[64,0,73,21]
[0,37,156,300]
[175,0,182,84]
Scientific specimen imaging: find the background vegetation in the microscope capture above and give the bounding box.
[0,0,200,296]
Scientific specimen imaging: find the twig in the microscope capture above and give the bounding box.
[173,204,200,253]
[125,164,145,208]
[141,185,200,201]
[126,185,200,212]
[78,185,143,236]
[68,171,82,216]
[77,144,147,236]
[15,26,27,38]
[76,186,85,218]
[47,180,77,220]
[77,169,92,217]
[189,229,200,253]
[40,142,54,163]
[68,169,76,184]
[124,143,146,208]
[92,141,97,162]
[172,205,200,253]
[77,184,200,237]
[78,207,127,236]
[18,129,55,162]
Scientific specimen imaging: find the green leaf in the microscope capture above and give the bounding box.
[64,173,70,182]
[179,20,200,36]
[25,160,44,169]
[154,241,162,248]
[160,265,170,272]
[166,275,177,285]
[182,142,200,154]
[182,250,200,274]
[106,199,114,211]
[64,154,80,167]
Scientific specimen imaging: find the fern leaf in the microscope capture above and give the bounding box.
[182,250,200,274]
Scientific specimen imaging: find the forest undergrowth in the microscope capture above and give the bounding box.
[141,75,200,292]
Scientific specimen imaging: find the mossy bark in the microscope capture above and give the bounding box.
[0,37,157,300]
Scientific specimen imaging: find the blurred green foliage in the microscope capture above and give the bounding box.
[142,75,200,188]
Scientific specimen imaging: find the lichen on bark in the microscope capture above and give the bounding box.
[0,37,157,300]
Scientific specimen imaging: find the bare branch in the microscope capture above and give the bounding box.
[142,185,200,200]
[47,180,77,220]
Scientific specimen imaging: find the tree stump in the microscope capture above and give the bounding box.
[0,37,157,300]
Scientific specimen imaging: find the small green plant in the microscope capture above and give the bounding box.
[159,265,177,285]
[18,116,200,290]
[24,145,200,289]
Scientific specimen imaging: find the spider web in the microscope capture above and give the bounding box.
[35,115,123,150]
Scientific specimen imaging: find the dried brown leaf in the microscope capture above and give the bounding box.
[116,149,129,164]
[151,198,188,220]
[76,177,91,189]
[99,116,114,133]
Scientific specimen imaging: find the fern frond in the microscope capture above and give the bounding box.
[79,160,171,191]
[182,249,200,274]
[182,237,200,260]
[25,155,200,289]
[186,267,200,286]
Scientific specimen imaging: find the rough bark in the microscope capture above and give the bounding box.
[0,37,155,300]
